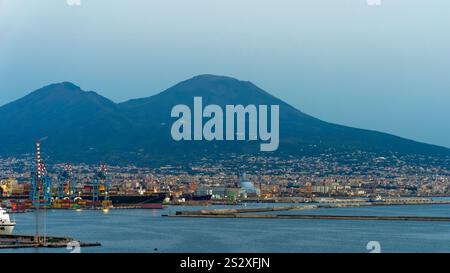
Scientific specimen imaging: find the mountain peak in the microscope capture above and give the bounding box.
[29,81,83,98]
[53,81,80,89]
[119,74,258,108]
[0,81,117,114]
[186,74,254,87]
[162,74,261,99]
[190,74,244,82]
[42,81,81,91]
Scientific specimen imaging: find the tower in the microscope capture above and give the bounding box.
[30,141,52,206]
[30,140,52,245]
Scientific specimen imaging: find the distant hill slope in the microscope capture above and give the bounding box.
[0,75,448,165]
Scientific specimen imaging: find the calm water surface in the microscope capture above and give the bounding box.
[3,203,450,253]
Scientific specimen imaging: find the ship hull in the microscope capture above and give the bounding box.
[0,224,15,235]
[1,193,167,205]
[107,193,166,204]
[180,194,213,201]
[79,193,167,204]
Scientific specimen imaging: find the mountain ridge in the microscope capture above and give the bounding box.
[0,75,448,165]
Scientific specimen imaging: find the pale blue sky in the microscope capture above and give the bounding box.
[0,0,449,147]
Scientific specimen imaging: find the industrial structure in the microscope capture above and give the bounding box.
[26,142,113,209]
[239,173,260,197]
[56,163,74,200]
[29,140,52,206]
[91,162,110,203]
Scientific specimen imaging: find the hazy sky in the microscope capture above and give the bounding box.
[1,0,449,148]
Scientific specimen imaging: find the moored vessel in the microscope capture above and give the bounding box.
[0,207,16,235]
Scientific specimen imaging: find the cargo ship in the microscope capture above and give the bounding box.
[180,194,213,201]
[0,192,167,205]
[96,192,167,205]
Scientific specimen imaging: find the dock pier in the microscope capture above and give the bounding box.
[0,234,101,249]
[171,213,450,222]
[168,200,450,222]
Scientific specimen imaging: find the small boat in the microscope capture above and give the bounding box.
[0,207,16,235]
[369,195,385,203]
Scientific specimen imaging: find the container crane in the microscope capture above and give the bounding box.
[56,163,74,200]
[91,162,110,206]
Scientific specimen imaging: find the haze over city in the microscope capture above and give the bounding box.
[1,0,449,147]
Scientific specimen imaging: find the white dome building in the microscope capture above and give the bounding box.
[239,173,260,196]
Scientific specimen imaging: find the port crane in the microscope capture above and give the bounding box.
[56,163,74,200]
[91,162,110,205]
[29,140,52,206]
[30,140,52,245]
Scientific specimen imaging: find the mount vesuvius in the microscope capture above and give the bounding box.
[0,75,448,165]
